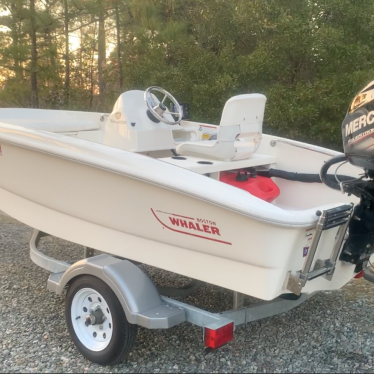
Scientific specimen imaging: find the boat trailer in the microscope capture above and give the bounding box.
[28,200,374,364]
[30,229,315,358]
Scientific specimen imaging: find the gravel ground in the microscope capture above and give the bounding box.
[1,213,374,373]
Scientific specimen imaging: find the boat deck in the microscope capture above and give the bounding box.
[159,153,276,175]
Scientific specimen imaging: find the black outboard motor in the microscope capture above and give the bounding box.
[321,80,374,272]
[343,80,374,171]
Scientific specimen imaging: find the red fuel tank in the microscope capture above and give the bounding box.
[219,171,280,203]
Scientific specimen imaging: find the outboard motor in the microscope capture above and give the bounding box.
[343,80,374,170]
[321,80,374,272]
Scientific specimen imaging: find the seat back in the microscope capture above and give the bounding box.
[220,94,266,126]
[220,94,266,159]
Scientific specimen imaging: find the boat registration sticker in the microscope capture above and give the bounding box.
[199,125,218,141]
[303,228,314,257]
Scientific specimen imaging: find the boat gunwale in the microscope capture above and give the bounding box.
[0,122,338,228]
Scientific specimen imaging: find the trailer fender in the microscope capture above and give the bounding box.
[47,254,185,329]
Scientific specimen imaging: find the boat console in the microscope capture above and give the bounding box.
[102,88,266,161]
[103,89,200,152]
[99,87,276,188]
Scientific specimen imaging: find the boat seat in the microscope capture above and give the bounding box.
[176,94,266,161]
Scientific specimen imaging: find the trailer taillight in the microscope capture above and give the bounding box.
[354,270,364,279]
[204,323,234,349]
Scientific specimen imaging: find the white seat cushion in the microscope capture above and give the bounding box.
[176,139,237,161]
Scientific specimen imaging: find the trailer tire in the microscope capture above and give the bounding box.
[65,275,138,365]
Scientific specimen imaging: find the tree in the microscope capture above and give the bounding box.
[63,0,70,105]
[114,0,123,90]
[29,0,38,108]
[1,0,374,151]
[97,0,106,110]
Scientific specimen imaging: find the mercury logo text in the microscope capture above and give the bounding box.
[345,111,374,136]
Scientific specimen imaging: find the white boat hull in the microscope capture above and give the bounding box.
[0,132,359,300]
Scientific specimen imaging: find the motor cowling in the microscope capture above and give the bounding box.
[336,80,374,269]
[343,80,374,170]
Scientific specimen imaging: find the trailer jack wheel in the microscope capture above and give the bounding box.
[65,275,138,365]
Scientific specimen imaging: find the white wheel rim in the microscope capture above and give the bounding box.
[71,288,113,351]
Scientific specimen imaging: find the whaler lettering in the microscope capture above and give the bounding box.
[345,111,374,136]
[169,217,221,236]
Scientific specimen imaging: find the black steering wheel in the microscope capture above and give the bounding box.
[144,86,183,125]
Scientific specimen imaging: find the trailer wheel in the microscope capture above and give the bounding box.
[66,275,138,365]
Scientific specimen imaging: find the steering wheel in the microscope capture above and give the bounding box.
[144,86,183,125]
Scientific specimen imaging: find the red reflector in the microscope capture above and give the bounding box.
[354,270,364,279]
[204,323,234,349]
